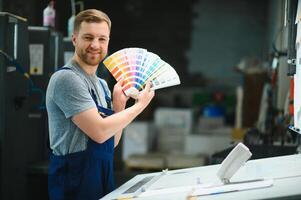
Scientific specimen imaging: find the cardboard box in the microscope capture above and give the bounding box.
[122,122,155,161]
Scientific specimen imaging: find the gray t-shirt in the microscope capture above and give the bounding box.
[46,60,111,156]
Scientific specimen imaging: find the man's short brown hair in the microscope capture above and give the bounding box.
[74,9,111,33]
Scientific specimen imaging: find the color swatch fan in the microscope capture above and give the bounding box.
[103,48,181,98]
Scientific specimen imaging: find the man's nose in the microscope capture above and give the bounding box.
[90,38,100,49]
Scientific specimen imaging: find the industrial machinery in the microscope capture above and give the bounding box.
[0,12,33,200]
[0,14,65,200]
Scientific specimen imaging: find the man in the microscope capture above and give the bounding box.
[46,9,154,200]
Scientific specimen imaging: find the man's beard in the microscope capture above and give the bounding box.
[77,48,106,66]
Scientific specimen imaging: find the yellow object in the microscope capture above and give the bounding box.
[231,128,246,141]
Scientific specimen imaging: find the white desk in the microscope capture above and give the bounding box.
[102,154,301,200]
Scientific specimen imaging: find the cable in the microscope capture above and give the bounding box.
[0,49,46,110]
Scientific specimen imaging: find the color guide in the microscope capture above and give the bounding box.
[103,48,181,98]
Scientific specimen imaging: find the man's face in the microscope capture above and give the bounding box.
[72,21,110,66]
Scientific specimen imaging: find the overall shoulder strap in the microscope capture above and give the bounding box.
[98,79,112,109]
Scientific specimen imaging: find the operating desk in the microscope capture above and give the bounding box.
[102,154,301,200]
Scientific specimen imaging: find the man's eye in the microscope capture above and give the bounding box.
[99,38,108,42]
[84,37,93,41]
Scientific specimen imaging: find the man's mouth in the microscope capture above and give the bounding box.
[88,51,100,56]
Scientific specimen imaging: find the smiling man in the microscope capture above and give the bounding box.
[46,9,154,200]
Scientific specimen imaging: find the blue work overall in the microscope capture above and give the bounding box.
[48,67,115,200]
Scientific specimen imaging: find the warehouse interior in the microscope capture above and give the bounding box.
[0,0,300,199]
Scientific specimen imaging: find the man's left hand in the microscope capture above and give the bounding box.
[112,78,129,112]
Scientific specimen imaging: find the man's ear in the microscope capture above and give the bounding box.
[72,33,77,46]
